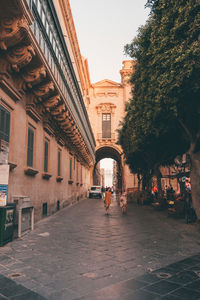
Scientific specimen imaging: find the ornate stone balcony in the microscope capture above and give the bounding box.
[96,133,116,143]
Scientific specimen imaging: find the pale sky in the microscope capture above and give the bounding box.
[70,0,150,83]
[70,0,150,174]
[100,158,113,171]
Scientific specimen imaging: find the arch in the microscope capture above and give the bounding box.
[95,146,122,164]
[93,146,124,192]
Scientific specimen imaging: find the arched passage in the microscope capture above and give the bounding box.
[93,146,124,192]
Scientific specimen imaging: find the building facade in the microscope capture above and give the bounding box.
[0,0,95,221]
[87,60,138,192]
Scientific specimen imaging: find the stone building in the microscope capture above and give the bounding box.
[87,60,138,192]
[0,0,95,221]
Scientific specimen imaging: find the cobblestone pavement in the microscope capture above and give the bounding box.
[0,196,200,299]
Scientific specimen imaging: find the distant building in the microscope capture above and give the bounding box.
[104,169,113,187]
[100,168,104,187]
[93,162,101,185]
[87,61,138,192]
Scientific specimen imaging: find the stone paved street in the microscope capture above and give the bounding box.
[0,196,200,299]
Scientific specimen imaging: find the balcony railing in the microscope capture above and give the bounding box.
[97,133,116,141]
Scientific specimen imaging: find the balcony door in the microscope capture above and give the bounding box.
[102,113,111,138]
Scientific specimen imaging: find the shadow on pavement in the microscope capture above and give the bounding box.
[0,274,47,300]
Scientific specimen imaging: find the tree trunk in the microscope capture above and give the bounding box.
[178,178,185,195]
[142,171,152,192]
[142,173,146,191]
[190,150,200,220]
[137,174,141,190]
[154,166,162,193]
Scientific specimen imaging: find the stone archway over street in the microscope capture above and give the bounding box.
[93,146,124,191]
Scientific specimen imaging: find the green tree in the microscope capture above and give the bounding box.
[120,0,200,217]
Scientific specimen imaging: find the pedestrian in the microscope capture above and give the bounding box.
[153,185,158,200]
[118,191,121,205]
[185,179,191,192]
[164,184,168,197]
[101,186,105,201]
[105,187,112,215]
[120,192,127,214]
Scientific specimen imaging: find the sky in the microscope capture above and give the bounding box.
[70,0,150,83]
[70,0,150,176]
[100,158,113,171]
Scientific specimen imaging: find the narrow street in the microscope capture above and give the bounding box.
[0,196,200,299]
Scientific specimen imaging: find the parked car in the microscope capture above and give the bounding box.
[89,186,102,198]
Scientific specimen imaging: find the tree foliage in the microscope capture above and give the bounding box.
[119,0,200,191]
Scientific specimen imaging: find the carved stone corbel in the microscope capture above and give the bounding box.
[32,81,55,102]
[0,57,10,78]
[71,133,80,142]
[15,65,47,92]
[22,66,46,90]
[62,122,75,132]
[54,111,68,122]
[43,95,61,110]
[6,44,35,72]
[0,16,29,50]
[51,104,66,116]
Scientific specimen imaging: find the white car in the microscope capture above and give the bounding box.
[89,186,102,198]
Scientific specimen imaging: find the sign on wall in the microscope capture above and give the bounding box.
[0,140,9,164]
[0,185,8,207]
[0,165,9,206]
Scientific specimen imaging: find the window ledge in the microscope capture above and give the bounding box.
[8,161,17,171]
[24,167,38,176]
[56,176,63,182]
[42,172,52,180]
[26,104,41,122]
[68,180,73,184]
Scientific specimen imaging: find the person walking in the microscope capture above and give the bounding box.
[120,192,127,214]
[105,187,112,215]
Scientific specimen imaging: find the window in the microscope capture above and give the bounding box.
[56,46,58,57]
[0,105,10,142]
[52,38,55,51]
[33,21,37,35]
[41,9,45,24]
[76,162,78,181]
[46,21,49,35]
[27,127,34,167]
[37,0,41,14]
[70,157,72,179]
[81,165,82,184]
[102,113,111,138]
[42,202,47,216]
[44,139,49,172]
[58,149,61,176]
[38,30,41,45]
[49,30,53,44]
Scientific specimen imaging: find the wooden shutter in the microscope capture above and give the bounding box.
[44,140,49,172]
[0,105,10,142]
[58,149,61,176]
[102,113,111,138]
[76,162,78,181]
[27,127,34,167]
[70,158,72,179]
